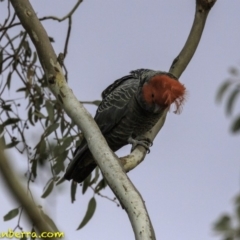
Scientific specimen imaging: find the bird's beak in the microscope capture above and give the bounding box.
[153,104,161,113]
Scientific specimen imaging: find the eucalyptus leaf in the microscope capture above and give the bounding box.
[77,197,96,230]
[41,179,54,198]
[3,208,19,221]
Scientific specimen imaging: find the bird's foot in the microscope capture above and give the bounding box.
[128,136,153,153]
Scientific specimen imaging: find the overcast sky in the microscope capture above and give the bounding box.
[1,1,240,240]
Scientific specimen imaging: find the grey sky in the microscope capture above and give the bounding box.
[1,1,240,240]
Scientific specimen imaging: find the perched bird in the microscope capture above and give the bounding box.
[64,69,186,183]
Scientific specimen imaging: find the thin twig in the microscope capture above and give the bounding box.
[13,206,24,231]
[90,186,120,207]
[63,17,72,58]
[169,0,217,78]
[39,0,83,22]
[0,0,11,32]
[0,0,83,31]
[0,13,16,41]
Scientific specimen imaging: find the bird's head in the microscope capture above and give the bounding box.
[137,72,186,114]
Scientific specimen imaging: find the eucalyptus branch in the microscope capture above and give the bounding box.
[63,17,72,58]
[123,0,217,171]
[170,0,217,78]
[0,140,59,239]
[9,0,156,239]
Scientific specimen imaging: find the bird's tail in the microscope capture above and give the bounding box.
[64,141,97,183]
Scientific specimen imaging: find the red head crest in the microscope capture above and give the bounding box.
[142,74,186,114]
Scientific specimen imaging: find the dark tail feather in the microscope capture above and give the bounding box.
[64,141,96,183]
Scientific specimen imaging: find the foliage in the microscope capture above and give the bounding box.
[216,67,240,133]
[213,67,240,240]
[213,195,240,240]
[0,0,112,232]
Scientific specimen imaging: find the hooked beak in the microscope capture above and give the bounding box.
[153,104,161,113]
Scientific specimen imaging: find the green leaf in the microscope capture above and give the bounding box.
[226,88,240,115]
[34,111,39,123]
[229,67,239,76]
[3,118,20,126]
[216,81,232,103]
[0,135,6,147]
[235,194,240,205]
[213,215,232,232]
[41,179,54,198]
[28,106,34,126]
[2,104,12,111]
[5,141,20,149]
[77,197,96,230]
[6,71,12,90]
[3,208,19,221]
[95,178,107,193]
[71,181,77,203]
[31,52,38,65]
[34,84,42,95]
[16,87,27,92]
[31,160,37,178]
[33,111,47,119]
[53,150,68,174]
[45,100,54,123]
[39,139,46,152]
[231,116,240,133]
[56,176,66,185]
[34,138,46,155]
[0,49,3,74]
[44,123,59,137]
[0,124,4,134]
[236,205,240,221]
[61,136,72,151]
[60,117,65,134]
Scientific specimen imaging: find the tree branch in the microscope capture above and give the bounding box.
[9,0,156,239]
[122,0,217,172]
[170,0,217,78]
[0,140,59,239]
[39,0,83,22]
[0,0,83,32]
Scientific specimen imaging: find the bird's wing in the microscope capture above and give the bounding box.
[95,75,139,134]
[101,69,154,98]
[101,75,134,99]
[64,74,139,182]
[130,69,154,79]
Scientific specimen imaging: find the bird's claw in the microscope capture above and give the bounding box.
[128,136,153,153]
